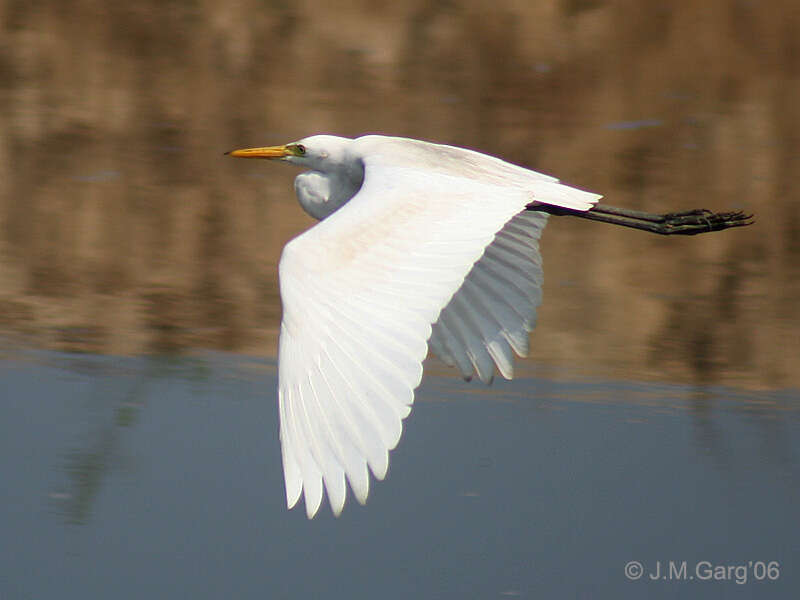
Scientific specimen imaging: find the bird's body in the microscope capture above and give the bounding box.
[227,134,750,518]
[274,135,596,220]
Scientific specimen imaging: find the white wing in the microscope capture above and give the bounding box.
[428,210,548,383]
[278,144,601,517]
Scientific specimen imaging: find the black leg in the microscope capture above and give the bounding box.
[529,203,754,235]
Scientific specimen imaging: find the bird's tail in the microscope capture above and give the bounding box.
[530,181,602,212]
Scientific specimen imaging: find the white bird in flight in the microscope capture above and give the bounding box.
[227,134,751,518]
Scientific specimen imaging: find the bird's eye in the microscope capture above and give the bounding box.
[294,144,306,155]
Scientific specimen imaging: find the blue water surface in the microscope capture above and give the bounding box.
[1,351,797,599]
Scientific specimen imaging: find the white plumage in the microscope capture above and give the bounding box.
[228,135,601,517]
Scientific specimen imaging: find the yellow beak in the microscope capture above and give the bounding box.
[225,145,290,159]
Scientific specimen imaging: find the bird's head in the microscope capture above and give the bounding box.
[227,135,364,220]
[226,134,355,172]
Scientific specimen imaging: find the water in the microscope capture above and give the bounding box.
[1,0,798,387]
[2,351,798,599]
[2,1,800,598]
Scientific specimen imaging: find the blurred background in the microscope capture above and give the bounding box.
[3,2,800,600]
[1,0,797,387]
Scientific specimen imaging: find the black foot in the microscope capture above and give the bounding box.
[660,209,755,235]
[531,203,755,236]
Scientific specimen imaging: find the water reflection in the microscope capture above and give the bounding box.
[42,355,214,524]
[0,0,798,390]
[15,348,797,529]
[2,351,798,599]
[686,385,800,506]
[31,354,230,524]
[11,351,800,522]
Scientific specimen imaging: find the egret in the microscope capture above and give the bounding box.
[227,134,752,518]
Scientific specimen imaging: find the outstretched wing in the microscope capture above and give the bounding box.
[278,146,601,518]
[428,210,548,383]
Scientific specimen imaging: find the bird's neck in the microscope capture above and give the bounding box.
[295,164,364,221]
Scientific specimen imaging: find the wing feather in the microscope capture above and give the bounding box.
[429,210,549,380]
[277,140,601,517]
[463,269,531,354]
[313,353,371,504]
[459,279,516,379]
[431,314,476,379]
[318,346,389,480]
[443,294,497,384]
